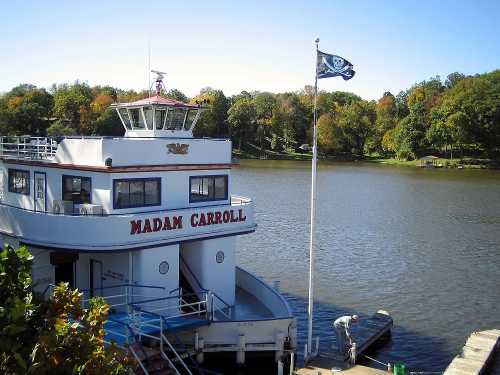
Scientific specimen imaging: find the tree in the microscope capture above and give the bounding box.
[253,92,276,152]
[53,82,94,135]
[0,245,39,374]
[191,89,229,138]
[0,245,128,374]
[445,72,466,89]
[317,112,345,154]
[227,97,256,150]
[370,92,397,154]
[31,284,127,375]
[337,100,376,157]
[165,89,188,103]
[0,84,53,135]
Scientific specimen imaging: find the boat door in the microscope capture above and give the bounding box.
[34,172,47,212]
[89,259,103,297]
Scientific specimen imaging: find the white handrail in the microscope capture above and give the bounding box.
[0,136,58,160]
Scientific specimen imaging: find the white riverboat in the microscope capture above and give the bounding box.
[0,74,296,374]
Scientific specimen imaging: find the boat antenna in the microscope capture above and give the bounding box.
[148,41,151,98]
[151,70,166,96]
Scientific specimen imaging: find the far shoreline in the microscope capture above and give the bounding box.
[232,151,500,170]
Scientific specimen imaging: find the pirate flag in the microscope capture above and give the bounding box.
[317,50,355,80]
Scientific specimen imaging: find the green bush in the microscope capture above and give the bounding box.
[0,244,128,375]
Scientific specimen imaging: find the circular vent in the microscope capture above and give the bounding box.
[215,251,225,264]
[159,261,169,275]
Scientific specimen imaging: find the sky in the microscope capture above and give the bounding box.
[1,0,499,100]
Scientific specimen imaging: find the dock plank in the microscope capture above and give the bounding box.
[444,329,500,375]
[296,312,393,375]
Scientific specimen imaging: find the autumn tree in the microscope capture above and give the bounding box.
[0,84,53,135]
[227,97,256,150]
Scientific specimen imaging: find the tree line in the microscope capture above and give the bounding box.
[0,70,499,160]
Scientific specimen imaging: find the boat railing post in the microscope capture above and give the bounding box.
[314,336,319,357]
[160,317,164,354]
[206,291,213,320]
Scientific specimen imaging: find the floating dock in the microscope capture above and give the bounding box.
[443,329,500,375]
[296,311,393,375]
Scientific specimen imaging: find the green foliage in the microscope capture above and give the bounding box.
[1,69,499,159]
[0,245,38,375]
[0,84,53,135]
[165,89,188,103]
[228,97,256,149]
[192,88,230,138]
[31,284,127,375]
[0,245,127,375]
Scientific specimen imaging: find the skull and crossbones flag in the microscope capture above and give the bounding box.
[317,50,355,80]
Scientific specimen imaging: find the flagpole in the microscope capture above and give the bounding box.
[307,37,320,360]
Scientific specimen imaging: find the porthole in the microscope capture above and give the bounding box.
[215,251,225,264]
[159,261,169,275]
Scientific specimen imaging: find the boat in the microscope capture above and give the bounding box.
[0,72,296,373]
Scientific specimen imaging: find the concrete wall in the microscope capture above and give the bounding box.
[181,237,236,306]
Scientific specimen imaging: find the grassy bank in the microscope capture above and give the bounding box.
[232,149,499,169]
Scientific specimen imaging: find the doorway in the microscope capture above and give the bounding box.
[50,252,78,289]
[34,172,47,212]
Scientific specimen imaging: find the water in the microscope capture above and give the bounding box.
[232,160,500,373]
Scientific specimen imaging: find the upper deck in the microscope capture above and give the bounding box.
[0,136,232,168]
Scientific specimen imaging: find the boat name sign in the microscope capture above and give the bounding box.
[130,208,247,235]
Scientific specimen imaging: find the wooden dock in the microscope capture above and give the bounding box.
[443,329,500,375]
[296,311,393,375]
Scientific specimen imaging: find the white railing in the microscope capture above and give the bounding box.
[80,284,167,312]
[231,195,252,206]
[0,136,58,160]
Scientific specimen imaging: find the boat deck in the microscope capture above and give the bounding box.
[231,287,274,320]
[105,311,209,346]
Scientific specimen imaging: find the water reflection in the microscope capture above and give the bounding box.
[233,160,500,372]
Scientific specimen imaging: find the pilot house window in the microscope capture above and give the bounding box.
[8,169,30,195]
[190,175,228,202]
[113,178,161,209]
[62,175,91,204]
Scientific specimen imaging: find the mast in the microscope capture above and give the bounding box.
[307,37,320,359]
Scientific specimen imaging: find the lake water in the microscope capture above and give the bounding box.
[232,160,500,373]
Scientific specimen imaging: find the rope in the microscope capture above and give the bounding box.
[361,354,389,367]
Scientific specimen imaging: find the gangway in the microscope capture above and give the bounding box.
[80,284,229,374]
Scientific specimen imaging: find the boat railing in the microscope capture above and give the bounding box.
[0,136,58,160]
[80,284,167,311]
[130,291,210,323]
[231,195,252,206]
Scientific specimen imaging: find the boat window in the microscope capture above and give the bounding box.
[190,175,228,202]
[129,108,145,129]
[155,108,167,130]
[113,178,161,209]
[8,169,30,195]
[166,108,186,130]
[62,175,91,204]
[143,106,154,130]
[118,108,132,130]
[184,109,198,131]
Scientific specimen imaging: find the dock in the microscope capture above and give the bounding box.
[296,311,393,375]
[443,329,500,375]
[296,361,388,375]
